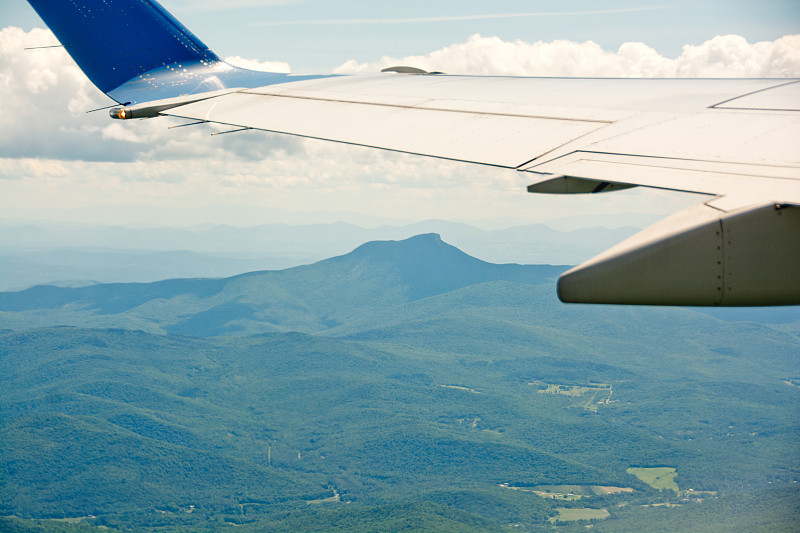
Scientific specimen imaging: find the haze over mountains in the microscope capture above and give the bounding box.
[2,234,799,532]
[0,234,566,336]
[0,219,637,291]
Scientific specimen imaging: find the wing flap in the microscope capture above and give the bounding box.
[527,152,800,201]
[588,111,800,167]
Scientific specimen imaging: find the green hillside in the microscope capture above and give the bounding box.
[1,235,798,531]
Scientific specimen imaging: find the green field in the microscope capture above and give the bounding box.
[505,484,634,501]
[627,467,680,492]
[549,508,610,523]
[503,485,585,500]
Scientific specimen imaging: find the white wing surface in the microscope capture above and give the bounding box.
[165,76,799,177]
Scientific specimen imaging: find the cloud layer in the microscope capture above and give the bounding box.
[334,34,800,77]
[2,27,798,226]
[225,55,291,74]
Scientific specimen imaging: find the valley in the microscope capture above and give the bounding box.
[1,235,798,532]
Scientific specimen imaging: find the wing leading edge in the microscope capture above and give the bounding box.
[26,0,800,306]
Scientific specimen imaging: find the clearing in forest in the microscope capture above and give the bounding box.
[501,484,633,500]
[627,467,679,492]
[593,486,635,495]
[437,384,481,394]
[306,489,340,505]
[548,508,610,523]
[530,381,613,411]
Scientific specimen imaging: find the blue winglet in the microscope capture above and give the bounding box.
[27,0,331,105]
[27,0,220,95]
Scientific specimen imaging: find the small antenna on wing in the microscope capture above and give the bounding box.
[211,127,252,136]
[169,121,208,129]
[24,44,69,50]
[86,102,131,114]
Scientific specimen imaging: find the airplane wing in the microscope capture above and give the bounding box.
[26,0,800,306]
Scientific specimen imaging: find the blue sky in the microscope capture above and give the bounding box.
[0,0,798,229]
[4,0,799,73]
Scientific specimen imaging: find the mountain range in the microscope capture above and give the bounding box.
[1,234,799,532]
[0,220,637,290]
[0,234,567,336]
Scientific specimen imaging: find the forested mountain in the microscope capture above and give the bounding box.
[1,235,798,532]
[0,234,566,335]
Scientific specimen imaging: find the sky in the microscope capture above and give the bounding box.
[1,0,799,228]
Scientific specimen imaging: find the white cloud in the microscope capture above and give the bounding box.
[0,27,129,161]
[24,67,58,93]
[334,34,800,77]
[1,151,700,229]
[0,27,299,162]
[101,122,158,144]
[673,35,800,77]
[0,158,70,180]
[225,55,291,74]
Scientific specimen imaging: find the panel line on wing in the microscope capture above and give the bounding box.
[238,90,614,124]
[169,114,523,169]
[709,80,800,109]
[211,127,253,136]
[168,121,208,129]
[513,124,619,170]
[166,91,608,168]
